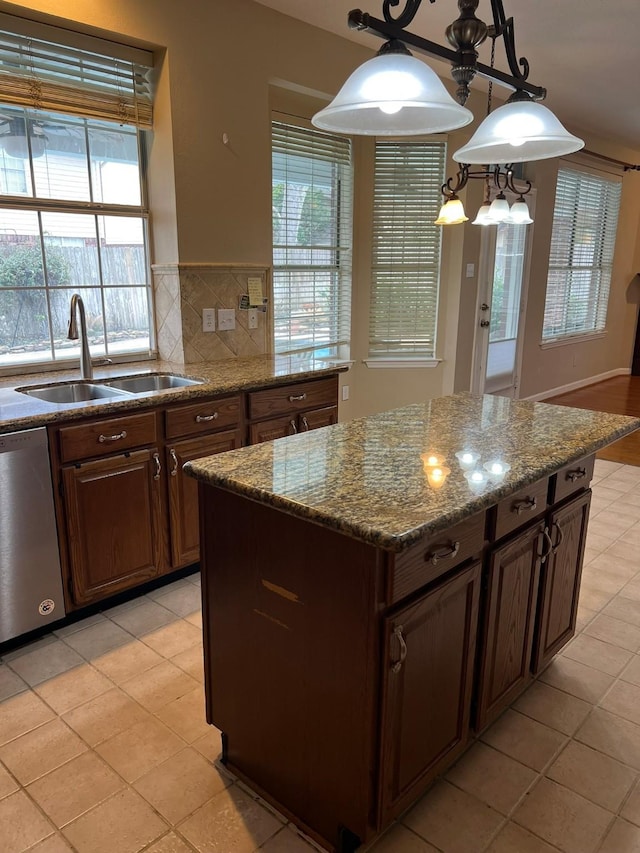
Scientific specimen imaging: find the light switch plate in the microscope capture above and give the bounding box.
[466,263,475,278]
[248,308,258,330]
[218,308,236,331]
[202,308,216,332]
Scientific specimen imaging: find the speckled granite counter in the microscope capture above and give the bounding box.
[185,392,640,551]
[0,354,348,434]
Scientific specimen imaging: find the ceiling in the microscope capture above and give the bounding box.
[253,0,640,156]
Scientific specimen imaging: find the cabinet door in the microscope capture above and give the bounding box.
[249,414,298,444]
[379,561,481,824]
[475,521,544,731]
[167,429,242,568]
[62,449,165,605]
[299,405,338,432]
[532,490,591,674]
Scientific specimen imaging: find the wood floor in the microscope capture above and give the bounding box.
[546,375,640,465]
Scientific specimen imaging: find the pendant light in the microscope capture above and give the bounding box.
[312,40,473,136]
[434,194,469,225]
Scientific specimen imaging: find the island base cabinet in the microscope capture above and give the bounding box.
[378,561,481,825]
[532,490,591,673]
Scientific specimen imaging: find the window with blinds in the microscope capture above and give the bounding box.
[369,140,446,359]
[0,21,154,373]
[272,120,352,358]
[542,166,622,341]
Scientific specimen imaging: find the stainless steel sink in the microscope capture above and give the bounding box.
[105,374,203,393]
[19,382,129,404]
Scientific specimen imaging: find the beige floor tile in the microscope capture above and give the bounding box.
[0,718,87,785]
[62,620,133,660]
[584,615,640,652]
[621,778,640,827]
[481,709,566,771]
[178,785,282,853]
[141,621,202,659]
[29,834,75,852]
[585,531,616,554]
[133,746,231,824]
[96,716,184,782]
[402,779,503,853]
[0,664,27,702]
[576,605,598,633]
[62,788,167,853]
[368,823,439,852]
[156,685,211,743]
[600,539,640,567]
[121,660,199,711]
[5,639,84,686]
[260,826,320,851]
[34,663,113,714]
[62,686,151,746]
[588,518,629,541]
[578,584,615,613]
[446,741,536,815]
[53,613,107,638]
[562,634,633,676]
[144,833,199,853]
[146,579,194,601]
[485,821,559,853]
[0,760,18,798]
[513,777,611,853]
[91,639,165,684]
[538,656,615,703]
[604,597,640,628]
[593,510,637,533]
[0,689,55,746]
[2,634,58,661]
[597,818,640,852]
[620,583,640,603]
[171,644,205,682]
[185,611,203,629]
[546,740,636,811]
[600,680,640,726]
[514,681,592,735]
[0,789,54,853]
[27,750,124,827]
[152,584,202,617]
[192,728,223,763]
[576,708,640,770]
[107,598,178,636]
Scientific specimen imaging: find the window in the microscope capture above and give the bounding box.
[369,140,446,360]
[0,24,153,371]
[271,120,352,358]
[542,166,621,341]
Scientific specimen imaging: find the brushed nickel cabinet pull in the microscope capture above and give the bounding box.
[567,468,586,482]
[170,448,179,477]
[195,412,219,423]
[539,527,553,561]
[425,540,460,566]
[513,496,537,515]
[289,419,298,434]
[391,625,407,674]
[301,416,309,431]
[551,520,564,554]
[288,393,307,402]
[153,452,161,481]
[98,430,127,443]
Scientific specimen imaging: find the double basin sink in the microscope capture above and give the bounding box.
[18,373,204,404]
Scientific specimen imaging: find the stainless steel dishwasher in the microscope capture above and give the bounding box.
[0,427,65,643]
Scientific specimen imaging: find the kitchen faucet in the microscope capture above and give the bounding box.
[67,293,93,380]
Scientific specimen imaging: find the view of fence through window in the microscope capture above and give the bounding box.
[0,105,150,368]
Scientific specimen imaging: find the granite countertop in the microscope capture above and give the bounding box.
[185,392,640,552]
[0,355,348,434]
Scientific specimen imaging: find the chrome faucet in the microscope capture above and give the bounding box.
[67,294,93,380]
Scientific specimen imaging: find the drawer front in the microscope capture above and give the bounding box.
[491,477,549,541]
[58,411,159,463]
[391,511,486,604]
[165,395,242,440]
[247,376,338,421]
[551,454,595,505]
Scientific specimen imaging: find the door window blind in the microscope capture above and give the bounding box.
[272,120,352,357]
[369,140,446,358]
[542,166,621,340]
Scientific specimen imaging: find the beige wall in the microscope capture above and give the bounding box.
[2,0,640,415]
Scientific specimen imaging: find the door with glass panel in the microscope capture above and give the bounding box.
[472,208,534,398]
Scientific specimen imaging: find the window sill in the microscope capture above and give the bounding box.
[364,358,442,369]
[539,331,607,349]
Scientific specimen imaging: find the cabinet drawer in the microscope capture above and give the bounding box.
[58,411,159,463]
[390,511,486,604]
[490,477,549,541]
[247,376,338,421]
[165,395,242,440]
[551,454,595,505]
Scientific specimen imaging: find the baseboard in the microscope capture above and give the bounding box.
[522,368,631,402]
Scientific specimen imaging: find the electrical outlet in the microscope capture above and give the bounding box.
[466,263,475,278]
[248,308,258,330]
[202,308,216,332]
[342,385,350,401]
[217,308,236,331]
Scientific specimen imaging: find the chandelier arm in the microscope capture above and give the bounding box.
[504,168,533,196]
[382,0,433,28]
[442,166,469,196]
[347,9,546,100]
[488,0,530,83]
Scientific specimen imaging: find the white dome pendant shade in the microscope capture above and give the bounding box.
[453,94,584,164]
[312,42,473,136]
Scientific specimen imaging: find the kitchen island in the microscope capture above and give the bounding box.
[185,392,640,852]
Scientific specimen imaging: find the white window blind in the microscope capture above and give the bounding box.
[272,120,352,357]
[369,140,446,358]
[542,166,621,340]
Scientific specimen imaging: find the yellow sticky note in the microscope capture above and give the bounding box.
[248,277,264,306]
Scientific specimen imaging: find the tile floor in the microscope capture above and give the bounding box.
[3,459,640,852]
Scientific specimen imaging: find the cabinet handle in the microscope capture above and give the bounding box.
[425,540,460,566]
[170,448,179,477]
[98,430,127,443]
[288,393,307,402]
[539,527,553,561]
[391,625,407,674]
[567,467,587,482]
[195,412,219,423]
[289,419,298,434]
[153,452,161,481]
[301,416,309,431]
[551,520,564,554]
[512,496,537,515]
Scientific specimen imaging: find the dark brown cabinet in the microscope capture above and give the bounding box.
[247,376,338,443]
